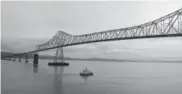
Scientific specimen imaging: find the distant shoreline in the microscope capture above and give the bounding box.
[1,51,182,63]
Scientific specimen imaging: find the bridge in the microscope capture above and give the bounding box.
[3,8,182,65]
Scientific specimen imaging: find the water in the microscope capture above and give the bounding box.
[2,59,182,94]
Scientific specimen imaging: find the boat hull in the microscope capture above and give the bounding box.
[80,72,93,76]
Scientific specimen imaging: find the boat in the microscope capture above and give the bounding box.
[80,68,93,76]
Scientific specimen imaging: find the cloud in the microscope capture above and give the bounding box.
[1,37,47,53]
[62,37,182,60]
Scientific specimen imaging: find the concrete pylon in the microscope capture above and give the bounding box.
[25,55,28,63]
[33,54,39,64]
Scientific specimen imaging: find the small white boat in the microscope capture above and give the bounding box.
[80,68,93,76]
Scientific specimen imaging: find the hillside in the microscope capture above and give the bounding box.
[1,51,125,62]
[1,51,182,63]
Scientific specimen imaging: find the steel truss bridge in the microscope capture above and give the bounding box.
[3,8,182,63]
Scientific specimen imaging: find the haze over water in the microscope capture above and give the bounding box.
[2,59,182,94]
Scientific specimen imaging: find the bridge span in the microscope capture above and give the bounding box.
[3,8,182,64]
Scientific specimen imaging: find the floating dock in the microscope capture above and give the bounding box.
[48,62,69,66]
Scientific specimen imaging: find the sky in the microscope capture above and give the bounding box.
[1,1,182,61]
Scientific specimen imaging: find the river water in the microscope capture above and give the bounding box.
[2,59,182,94]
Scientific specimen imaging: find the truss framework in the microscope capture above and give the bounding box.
[3,9,182,59]
[36,9,182,51]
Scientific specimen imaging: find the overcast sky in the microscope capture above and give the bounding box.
[1,1,182,60]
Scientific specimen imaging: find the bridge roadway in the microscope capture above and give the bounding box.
[3,8,182,58]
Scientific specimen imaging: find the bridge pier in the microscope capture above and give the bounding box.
[25,55,28,63]
[48,47,69,66]
[33,54,39,64]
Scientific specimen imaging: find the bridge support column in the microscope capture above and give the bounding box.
[33,54,39,64]
[48,47,69,66]
[25,55,28,63]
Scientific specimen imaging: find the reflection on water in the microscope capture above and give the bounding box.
[80,75,93,81]
[81,76,89,81]
[2,59,182,94]
[33,64,39,73]
[53,66,64,94]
